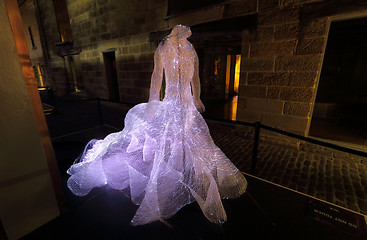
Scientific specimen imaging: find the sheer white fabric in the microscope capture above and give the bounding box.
[67,25,247,225]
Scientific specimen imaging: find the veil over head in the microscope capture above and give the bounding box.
[169,25,192,39]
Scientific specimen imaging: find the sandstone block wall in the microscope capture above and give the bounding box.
[116,34,156,103]
[237,2,330,136]
[34,0,367,134]
[36,0,70,94]
[66,0,166,101]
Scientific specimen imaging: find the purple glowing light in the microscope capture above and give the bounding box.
[67,25,247,225]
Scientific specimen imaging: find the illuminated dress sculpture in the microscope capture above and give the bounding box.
[67,25,247,225]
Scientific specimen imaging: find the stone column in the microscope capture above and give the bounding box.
[0,0,61,238]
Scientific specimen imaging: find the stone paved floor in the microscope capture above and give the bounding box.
[207,121,367,215]
[46,96,367,216]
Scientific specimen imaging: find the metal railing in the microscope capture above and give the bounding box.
[53,97,367,175]
[205,116,367,174]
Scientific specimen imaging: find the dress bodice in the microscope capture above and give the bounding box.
[159,38,196,103]
[148,25,204,113]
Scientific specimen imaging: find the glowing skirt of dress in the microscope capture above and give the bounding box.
[67,99,247,225]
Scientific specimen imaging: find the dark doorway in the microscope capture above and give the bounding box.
[193,39,241,120]
[310,17,367,146]
[103,51,120,101]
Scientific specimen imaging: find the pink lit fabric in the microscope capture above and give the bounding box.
[67,25,247,225]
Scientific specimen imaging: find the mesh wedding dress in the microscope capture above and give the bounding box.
[67,25,247,225]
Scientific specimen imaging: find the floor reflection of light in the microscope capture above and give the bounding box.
[234,55,241,93]
[225,55,231,96]
[37,64,45,87]
[231,95,238,121]
[231,55,241,121]
[212,54,241,121]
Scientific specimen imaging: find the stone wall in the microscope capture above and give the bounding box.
[1,1,59,238]
[34,0,367,134]
[76,33,156,101]
[116,34,157,103]
[19,0,43,61]
[237,1,329,135]
[239,0,367,136]
[37,0,69,94]
[66,0,166,101]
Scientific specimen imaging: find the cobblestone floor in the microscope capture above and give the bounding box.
[46,97,367,216]
[207,121,367,216]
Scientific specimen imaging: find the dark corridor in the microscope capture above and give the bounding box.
[310,17,367,146]
[103,51,120,101]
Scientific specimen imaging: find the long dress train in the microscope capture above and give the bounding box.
[67,25,247,226]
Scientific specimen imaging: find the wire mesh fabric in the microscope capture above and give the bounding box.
[67,25,247,225]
